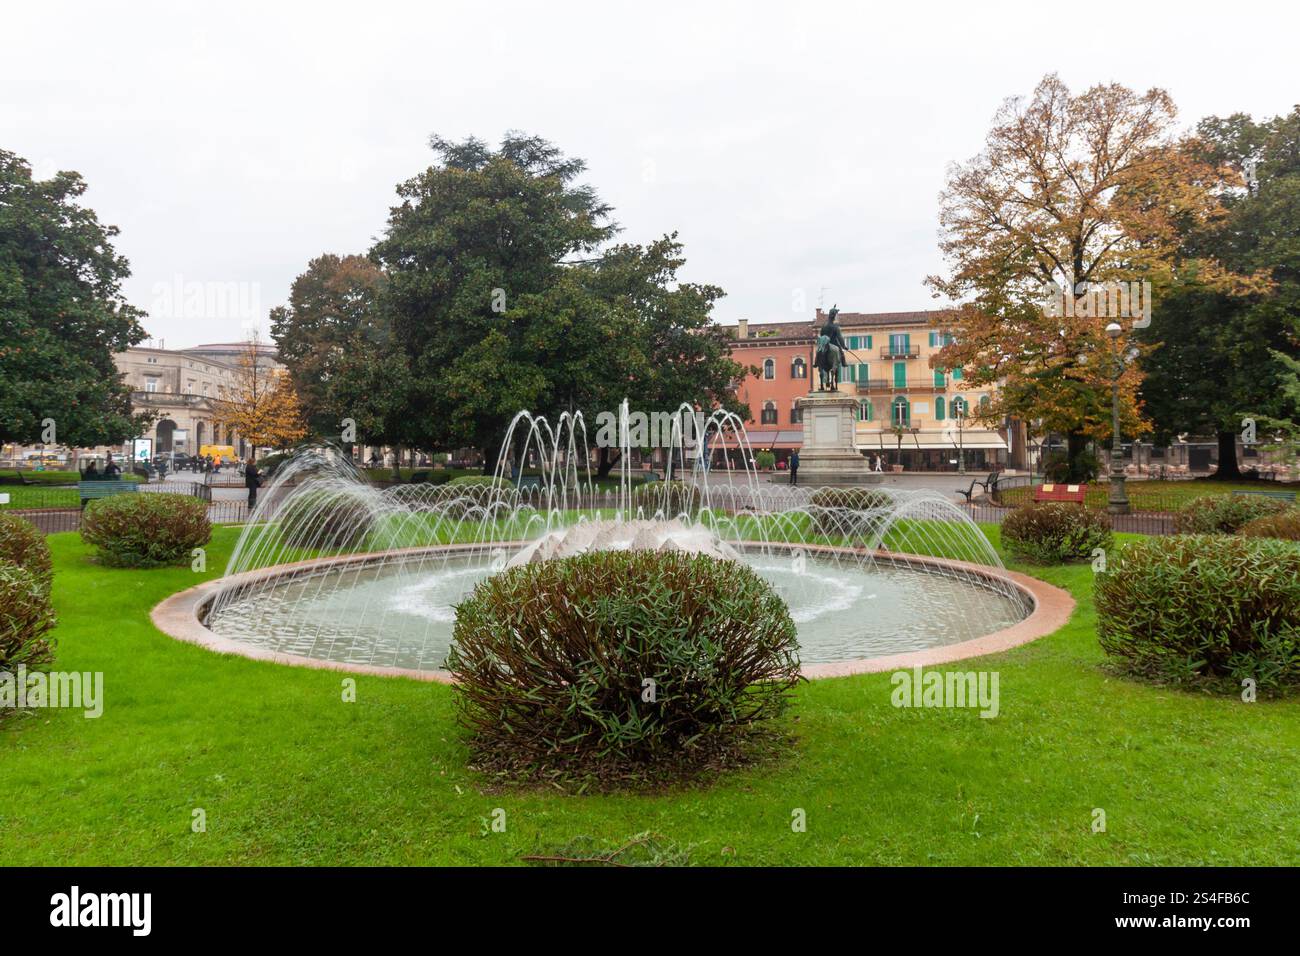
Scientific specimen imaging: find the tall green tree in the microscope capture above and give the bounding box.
[1138,108,1300,477]
[269,253,385,438]
[0,151,149,450]
[288,133,746,473]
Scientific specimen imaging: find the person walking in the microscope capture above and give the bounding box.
[104,455,120,479]
[790,451,800,486]
[244,458,261,511]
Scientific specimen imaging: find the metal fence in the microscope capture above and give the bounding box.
[1,475,1265,539]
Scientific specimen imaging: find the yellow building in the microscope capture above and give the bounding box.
[820,308,1015,470]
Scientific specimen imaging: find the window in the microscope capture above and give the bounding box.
[761,401,777,425]
[979,394,991,412]
[952,397,968,418]
[952,367,963,381]
[933,368,946,387]
[935,396,946,421]
[763,358,775,380]
[860,400,873,422]
[791,357,807,379]
[891,396,910,427]
[144,377,158,393]
[889,333,911,355]
[857,362,869,384]
[928,331,938,347]
[791,402,803,424]
[893,361,907,388]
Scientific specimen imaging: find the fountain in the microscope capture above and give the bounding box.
[180,401,1053,677]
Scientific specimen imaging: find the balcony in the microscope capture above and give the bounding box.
[879,346,920,360]
[852,378,946,393]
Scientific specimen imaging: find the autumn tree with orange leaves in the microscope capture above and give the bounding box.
[212,337,307,457]
[926,74,1246,480]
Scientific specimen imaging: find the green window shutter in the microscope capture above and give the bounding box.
[903,333,911,353]
[860,362,869,384]
[934,368,946,387]
[865,401,873,421]
[929,332,937,348]
[952,367,963,381]
[935,397,945,421]
[866,335,873,349]
[893,361,907,388]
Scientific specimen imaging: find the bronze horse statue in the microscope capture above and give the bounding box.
[815,305,847,391]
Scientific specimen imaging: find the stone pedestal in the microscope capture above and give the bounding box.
[793,391,881,486]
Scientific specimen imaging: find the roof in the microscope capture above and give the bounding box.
[723,309,958,344]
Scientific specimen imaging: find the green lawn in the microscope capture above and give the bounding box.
[996,478,1298,511]
[1,526,1297,865]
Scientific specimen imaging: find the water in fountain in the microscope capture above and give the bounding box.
[205,401,1033,671]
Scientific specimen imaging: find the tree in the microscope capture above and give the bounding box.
[268,254,384,438]
[925,75,1232,481]
[211,338,308,455]
[0,150,149,451]
[291,134,747,474]
[1138,108,1300,478]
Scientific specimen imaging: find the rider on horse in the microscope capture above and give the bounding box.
[815,305,848,391]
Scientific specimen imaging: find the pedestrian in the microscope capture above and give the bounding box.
[790,450,800,486]
[244,457,261,511]
[104,455,120,478]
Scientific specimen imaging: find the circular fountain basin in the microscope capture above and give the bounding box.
[152,543,1074,681]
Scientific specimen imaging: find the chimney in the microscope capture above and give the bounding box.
[736,318,748,340]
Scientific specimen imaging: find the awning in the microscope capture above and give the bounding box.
[856,432,1009,451]
[742,430,804,450]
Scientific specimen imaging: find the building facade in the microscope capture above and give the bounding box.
[112,342,283,459]
[728,310,1022,471]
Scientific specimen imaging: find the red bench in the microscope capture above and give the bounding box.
[1032,482,1088,504]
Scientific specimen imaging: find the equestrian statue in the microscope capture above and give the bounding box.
[815,305,848,391]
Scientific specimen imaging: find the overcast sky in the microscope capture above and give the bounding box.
[5,0,1297,348]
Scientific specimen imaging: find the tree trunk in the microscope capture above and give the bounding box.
[1066,429,1091,483]
[596,446,622,480]
[391,445,401,481]
[1210,430,1243,480]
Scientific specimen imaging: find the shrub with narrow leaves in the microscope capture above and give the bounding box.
[80,493,211,568]
[1238,508,1300,542]
[277,488,377,550]
[0,559,56,675]
[447,550,801,788]
[1001,501,1112,563]
[808,486,893,536]
[631,480,701,519]
[1174,494,1292,534]
[0,513,52,593]
[1095,535,1300,692]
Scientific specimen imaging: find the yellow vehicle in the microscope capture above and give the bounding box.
[198,445,237,460]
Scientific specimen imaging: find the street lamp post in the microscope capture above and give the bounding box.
[1105,322,1131,515]
[955,402,967,474]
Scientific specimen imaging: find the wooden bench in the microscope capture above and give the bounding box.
[1232,489,1297,503]
[78,480,138,509]
[1032,482,1088,504]
[958,472,1001,505]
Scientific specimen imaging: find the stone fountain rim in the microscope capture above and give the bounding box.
[150,541,1075,683]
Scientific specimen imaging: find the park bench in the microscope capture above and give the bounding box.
[1232,489,1297,503]
[1032,482,1088,504]
[516,475,543,491]
[957,471,1000,505]
[78,480,138,509]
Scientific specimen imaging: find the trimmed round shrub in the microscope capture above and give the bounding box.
[80,493,211,568]
[447,550,801,787]
[808,486,893,536]
[1239,509,1300,542]
[631,480,701,518]
[1001,501,1112,563]
[755,450,776,471]
[0,513,52,593]
[1174,494,1292,534]
[277,488,377,550]
[1095,535,1300,691]
[0,559,56,673]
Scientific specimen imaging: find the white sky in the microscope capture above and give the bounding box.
[4,0,1297,347]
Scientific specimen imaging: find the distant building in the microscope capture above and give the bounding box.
[725,310,1023,471]
[112,342,284,458]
